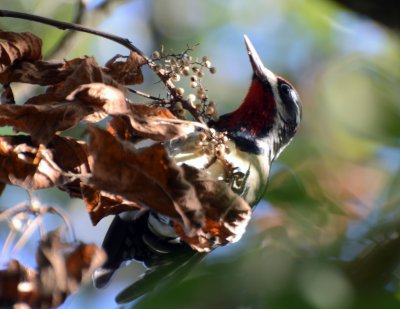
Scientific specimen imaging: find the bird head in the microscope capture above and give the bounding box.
[212,35,302,160]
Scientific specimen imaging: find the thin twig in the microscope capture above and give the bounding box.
[0,9,146,57]
[128,88,164,101]
[48,206,76,243]
[11,215,43,256]
[0,229,16,263]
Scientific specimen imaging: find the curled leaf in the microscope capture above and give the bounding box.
[0,31,42,77]
[0,83,127,144]
[81,184,140,225]
[87,126,203,227]
[0,231,106,308]
[0,135,89,191]
[105,52,146,85]
[25,57,124,105]
[0,136,63,189]
[109,104,196,142]
[174,165,251,252]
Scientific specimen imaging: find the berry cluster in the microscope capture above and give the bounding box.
[151,48,218,121]
[195,128,230,160]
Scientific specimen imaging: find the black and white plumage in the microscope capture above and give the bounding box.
[93,36,302,297]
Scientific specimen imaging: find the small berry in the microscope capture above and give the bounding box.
[187,94,196,103]
[206,106,215,115]
[152,51,160,59]
[196,89,206,99]
[190,76,198,82]
[197,70,205,78]
[190,81,198,88]
[172,73,181,82]
[204,60,212,68]
[182,66,190,76]
[176,88,185,96]
[209,67,216,74]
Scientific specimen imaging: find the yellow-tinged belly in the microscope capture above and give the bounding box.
[170,137,270,207]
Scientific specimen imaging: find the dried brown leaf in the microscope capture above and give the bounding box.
[69,82,129,122]
[174,165,252,252]
[0,102,87,144]
[87,126,184,221]
[0,31,42,75]
[0,231,106,308]
[0,135,90,191]
[109,104,196,142]
[87,126,205,230]
[0,83,127,144]
[65,243,107,286]
[105,52,146,85]
[0,136,63,189]
[81,183,140,225]
[25,57,124,105]
[0,260,37,307]
[0,60,68,85]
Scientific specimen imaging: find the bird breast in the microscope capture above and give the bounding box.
[167,133,271,207]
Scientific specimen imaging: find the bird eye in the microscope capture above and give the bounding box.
[280,84,291,96]
[278,80,301,128]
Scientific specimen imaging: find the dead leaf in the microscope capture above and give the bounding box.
[109,104,196,142]
[0,60,68,85]
[69,82,129,122]
[0,31,42,75]
[174,164,251,252]
[0,136,63,190]
[0,83,127,144]
[0,135,90,191]
[81,183,140,225]
[0,231,106,308]
[87,126,205,231]
[25,57,124,106]
[0,260,37,307]
[105,52,146,85]
[87,126,187,222]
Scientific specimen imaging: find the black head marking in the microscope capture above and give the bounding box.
[276,77,302,145]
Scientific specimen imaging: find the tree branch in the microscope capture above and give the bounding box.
[0,9,206,123]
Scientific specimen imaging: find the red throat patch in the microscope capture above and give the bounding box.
[219,78,276,137]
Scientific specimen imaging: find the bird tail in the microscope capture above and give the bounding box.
[93,210,205,299]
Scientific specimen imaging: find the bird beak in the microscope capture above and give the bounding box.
[244,35,274,81]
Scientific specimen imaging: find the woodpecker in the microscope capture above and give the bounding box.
[93,36,302,294]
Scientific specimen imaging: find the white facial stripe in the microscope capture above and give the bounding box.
[290,89,301,126]
[262,66,281,109]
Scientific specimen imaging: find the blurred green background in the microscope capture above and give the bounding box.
[1,0,400,308]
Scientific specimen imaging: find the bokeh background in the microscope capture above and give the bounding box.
[1,0,400,308]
